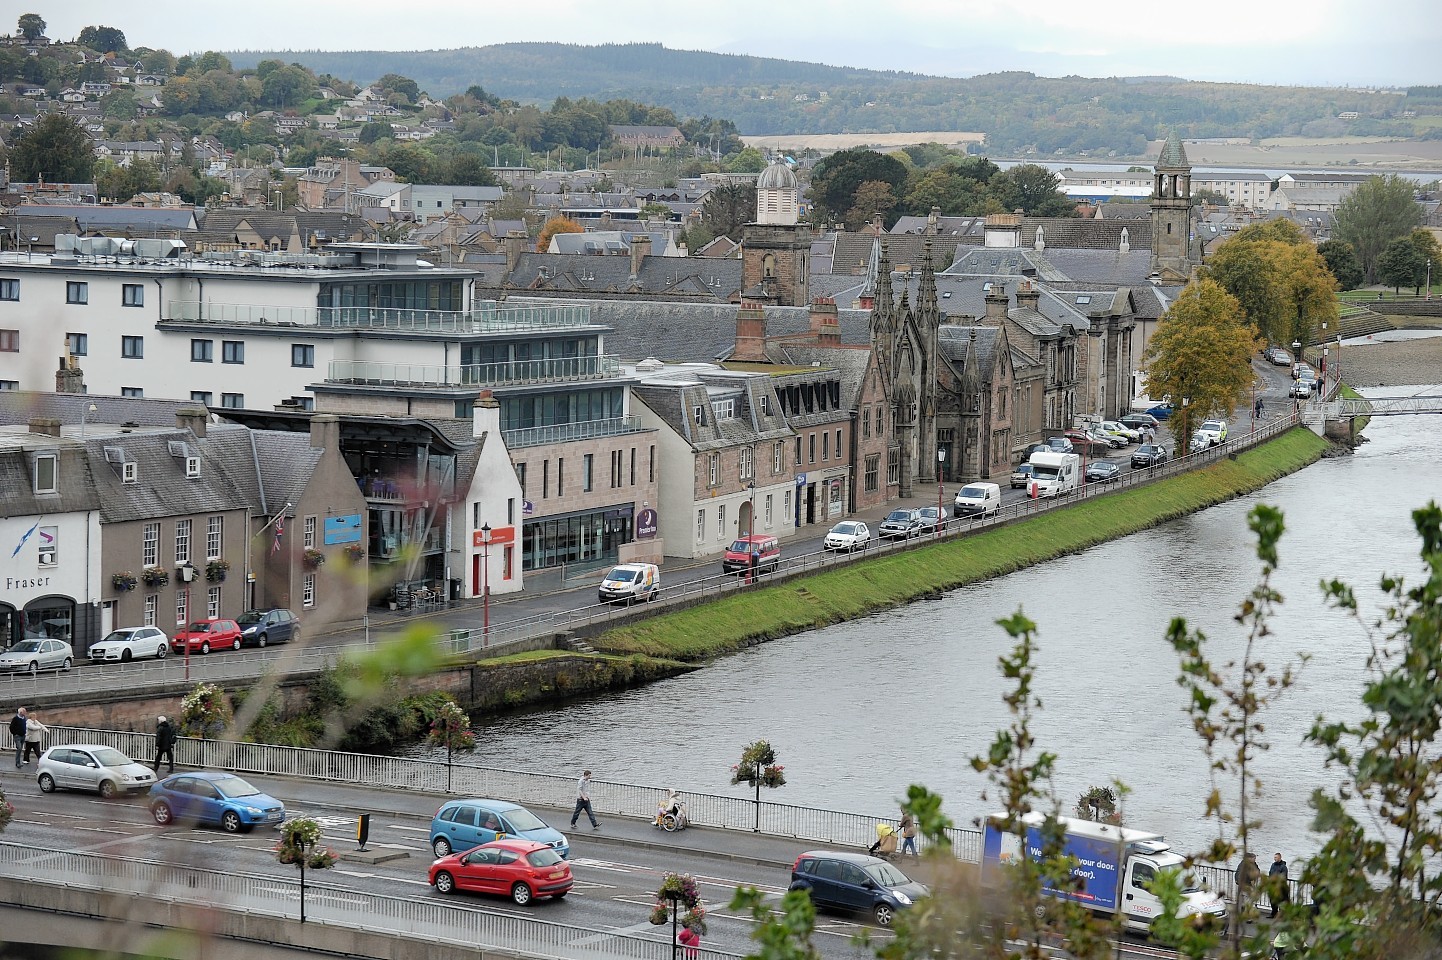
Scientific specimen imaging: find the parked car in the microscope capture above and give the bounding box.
[878,509,924,540]
[1293,362,1314,380]
[1099,420,1140,443]
[1267,347,1293,366]
[723,535,781,575]
[1197,420,1228,446]
[1119,412,1160,432]
[1085,460,1122,484]
[915,506,946,533]
[1093,429,1128,450]
[149,771,285,832]
[1188,431,1210,454]
[0,638,73,674]
[89,626,169,663]
[1045,436,1074,454]
[172,618,243,655]
[824,520,872,552]
[1145,403,1175,420]
[1131,444,1168,468]
[236,609,300,647]
[430,798,570,859]
[790,850,930,927]
[1290,379,1314,398]
[429,838,574,905]
[37,744,155,798]
[1019,442,1049,463]
[1010,462,1035,490]
[1063,432,1112,456]
[598,562,661,605]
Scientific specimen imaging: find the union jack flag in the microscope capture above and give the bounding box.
[271,515,284,555]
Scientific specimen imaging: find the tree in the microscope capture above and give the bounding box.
[987,163,1077,218]
[723,147,766,173]
[902,162,996,217]
[443,153,496,187]
[1317,239,1364,292]
[8,113,94,183]
[96,158,161,202]
[807,148,908,226]
[535,216,583,252]
[1205,226,1337,349]
[76,25,126,52]
[1332,174,1422,283]
[1377,235,1425,294]
[845,179,898,231]
[699,183,756,240]
[261,64,313,110]
[16,13,44,41]
[375,72,419,105]
[1141,278,1258,443]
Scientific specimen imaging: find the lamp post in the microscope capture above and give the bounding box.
[1427,258,1432,301]
[936,447,946,537]
[480,523,491,640]
[746,481,757,584]
[79,401,97,438]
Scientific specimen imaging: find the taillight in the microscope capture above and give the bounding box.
[793,855,806,872]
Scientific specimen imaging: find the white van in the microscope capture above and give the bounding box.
[953,482,1002,518]
[598,562,660,605]
[1027,451,1080,497]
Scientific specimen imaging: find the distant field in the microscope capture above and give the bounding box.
[742,131,986,151]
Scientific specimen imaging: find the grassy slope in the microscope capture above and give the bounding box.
[593,429,1329,661]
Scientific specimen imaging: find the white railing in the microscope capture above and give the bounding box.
[503,416,648,449]
[164,301,597,334]
[328,356,621,389]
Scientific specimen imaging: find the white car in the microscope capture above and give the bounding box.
[1197,420,1228,446]
[88,625,170,662]
[824,520,872,552]
[1099,421,1140,443]
[37,744,156,798]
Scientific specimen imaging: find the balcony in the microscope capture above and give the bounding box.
[328,356,621,389]
[502,416,647,449]
[164,301,597,333]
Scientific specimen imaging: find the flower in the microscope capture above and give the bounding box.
[140,566,169,587]
[303,548,326,569]
[344,544,365,564]
[205,558,231,582]
[111,571,137,591]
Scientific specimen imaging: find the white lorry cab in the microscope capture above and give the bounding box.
[1026,451,1080,497]
[981,813,1228,934]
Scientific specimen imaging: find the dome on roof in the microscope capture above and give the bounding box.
[757,160,797,191]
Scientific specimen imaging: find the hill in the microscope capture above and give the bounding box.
[226,43,1436,156]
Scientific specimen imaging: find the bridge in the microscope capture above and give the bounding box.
[1330,394,1442,418]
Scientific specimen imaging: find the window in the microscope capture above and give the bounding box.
[454,399,472,419]
[542,460,549,499]
[221,393,244,408]
[693,404,707,427]
[122,461,137,482]
[794,437,802,467]
[175,518,191,564]
[708,454,719,486]
[185,456,200,478]
[865,454,880,493]
[67,332,87,356]
[740,446,754,481]
[176,589,189,626]
[648,445,655,483]
[761,395,771,415]
[0,329,17,352]
[836,429,842,458]
[222,341,245,364]
[66,281,88,304]
[144,594,157,627]
[629,448,636,486]
[610,450,621,488]
[0,279,17,301]
[191,339,213,362]
[34,454,57,494]
[862,405,870,439]
[0,381,16,391]
[875,404,884,434]
[291,344,315,368]
[121,387,143,398]
[207,586,221,619]
[122,335,144,358]
[37,525,56,565]
[557,457,564,496]
[303,573,316,609]
[765,495,774,527]
[887,446,900,485]
[304,515,316,548]
[190,391,213,406]
[207,516,222,559]
[717,504,726,540]
[808,434,816,464]
[583,453,594,492]
[774,441,784,474]
[515,462,526,492]
[696,509,705,543]
[784,490,791,523]
[715,398,735,419]
[122,284,144,307]
[288,396,315,411]
[143,523,159,567]
[822,432,829,461]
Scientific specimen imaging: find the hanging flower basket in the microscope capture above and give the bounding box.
[303,548,326,570]
[344,544,365,564]
[206,558,231,582]
[731,740,786,787]
[648,903,669,925]
[141,566,169,588]
[0,793,13,832]
[111,571,137,592]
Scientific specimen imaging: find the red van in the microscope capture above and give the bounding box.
[722,534,781,576]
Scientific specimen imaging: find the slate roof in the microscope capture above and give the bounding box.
[830,233,962,276]
[1024,217,1151,250]
[1158,132,1190,169]
[0,436,101,520]
[938,325,1001,375]
[1096,203,1153,221]
[0,392,199,428]
[888,215,988,238]
[501,253,741,301]
[78,428,253,523]
[631,374,791,453]
[250,430,323,514]
[770,345,874,408]
[11,203,197,232]
[942,246,1071,282]
[1036,248,1156,284]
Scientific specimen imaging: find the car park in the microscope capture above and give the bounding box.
[790,850,930,927]
[1197,420,1228,446]
[430,798,570,859]
[879,509,924,540]
[236,609,300,647]
[824,521,872,552]
[172,618,243,655]
[0,638,73,674]
[429,838,574,905]
[1010,462,1035,490]
[953,482,1002,518]
[1145,403,1174,420]
[598,562,660,604]
[723,534,781,575]
[1085,460,1122,483]
[1131,444,1168,468]
[37,744,155,798]
[149,772,285,832]
[88,626,169,663]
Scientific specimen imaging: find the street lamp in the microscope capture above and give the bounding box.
[79,401,97,438]
[746,481,757,584]
[480,523,491,640]
[1427,258,1432,302]
[936,447,946,537]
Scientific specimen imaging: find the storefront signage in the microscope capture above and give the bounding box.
[636,508,658,540]
[472,526,516,548]
[6,576,52,591]
[794,473,807,486]
[323,514,363,545]
[522,499,535,516]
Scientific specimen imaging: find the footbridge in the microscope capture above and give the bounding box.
[1304,392,1442,437]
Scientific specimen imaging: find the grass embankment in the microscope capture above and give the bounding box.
[592,429,1330,662]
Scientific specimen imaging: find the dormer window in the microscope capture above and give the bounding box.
[34,454,57,494]
[122,462,138,484]
[186,456,201,479]
[693,404,707,427]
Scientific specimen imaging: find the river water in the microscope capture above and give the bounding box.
[463,390,1442,861]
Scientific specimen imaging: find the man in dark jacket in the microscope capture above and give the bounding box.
[1269,852,1291,918]
[9,707,26,768]
[153,716,177,774]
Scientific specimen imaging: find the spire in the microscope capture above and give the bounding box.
[1158,130,1190,170]
[870,238,895,341]
[916,240,938,332]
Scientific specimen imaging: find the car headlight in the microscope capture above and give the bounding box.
[121,773,135,781]
[240,806,263,816]
[892,891,913,905]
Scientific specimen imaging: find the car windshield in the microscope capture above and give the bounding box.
[885,511,912,522]
[100,630,139,644]
[526,848,564,867]
[503,807,546,831]
[832,523,860,535]
[1138,445,1157,454]
[866,862,913,887]
[7,641,42,653]
[93,747,131,767]
[236,612,264,626]
[729,540,757,553]
[213,775,261,799]
[960,486,988,498]
[1202,421,1222,431]
[185,622,218,633]
[606,568,638,583]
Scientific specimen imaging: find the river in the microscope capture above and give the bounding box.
[462,390,1442,861]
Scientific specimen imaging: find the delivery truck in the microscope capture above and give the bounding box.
[1027,451,1079,497]
[981,813,1228,934]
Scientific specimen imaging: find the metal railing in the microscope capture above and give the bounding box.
[0,842,741,960]
[163,301,599,334]
[165,300,317,325]
[328,355,621,389]
[503,416,648,449]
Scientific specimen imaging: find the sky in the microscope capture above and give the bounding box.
[27,0,1441,89]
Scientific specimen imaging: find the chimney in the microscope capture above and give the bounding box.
[984,283,1010,323]
[1016,279,1040,312]
[309,413,341,451]
[472,388,502,440]
[176,407,208,438]
[629,234,651,278]
[808,297,840,345]
[55,354,85,394]
[503,230,527,272]
[983,213,1023,249]
[29,418,62,438]
[734,300,769,362]
[926,206,940,236]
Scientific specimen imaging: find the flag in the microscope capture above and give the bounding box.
[272,515,284,555]
[10,519,39,559]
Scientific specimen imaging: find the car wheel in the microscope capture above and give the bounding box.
[257,634,268,648]
[200,642,211,655]
[290,629,299,643]
[433,871,456,894]
[231,638,241,651]
[61,657,72,672]
[99,779,118,800]
[26,661,37,676]
[121,649,133,662]
[152,800,174,826]
[155,645,167,660]
[511,882,534,906]
[874,903,897,926]
[38,773,56,793]
[433,836,452,857]
[221,810,243,833]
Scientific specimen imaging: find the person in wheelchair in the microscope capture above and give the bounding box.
[654,788,686,829]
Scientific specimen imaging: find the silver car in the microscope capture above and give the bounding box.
[0,638,74,674]
[37,744,157,798]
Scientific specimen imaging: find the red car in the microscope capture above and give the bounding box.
[428,838,574,905]
[172,618,243,655]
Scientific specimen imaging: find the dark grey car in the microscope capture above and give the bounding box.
[790,850,929,926]
[236,609,300,647]
[878,509,923,540]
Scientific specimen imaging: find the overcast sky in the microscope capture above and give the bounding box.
[31,0,1440,89]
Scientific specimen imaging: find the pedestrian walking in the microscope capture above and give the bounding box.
[899,811,919,857]
[153,715,177,775]
[678,923,701,960]
[22,711,48,763]
[1234,851,1262,916]
[9,707,27,769]
[1268,851,1291,918]
[570,769,600,829]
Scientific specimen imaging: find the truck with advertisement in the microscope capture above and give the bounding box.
[1026,451,1079,497]
[981,813,1228,934]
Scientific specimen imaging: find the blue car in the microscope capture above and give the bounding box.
[149,771,286,833]
[430,798,570,859]
[1145,403,1174,420]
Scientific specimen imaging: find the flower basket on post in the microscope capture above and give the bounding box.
[730,740,786,832]
[303,548,326,570]
[180,681,233,741]
[140,566,169,588]
[205,559,231,583]
[0,786,14,833]
[425,700,477,793]
[111,571,137,592]
[651,872,705,960]
[275,817,336,922]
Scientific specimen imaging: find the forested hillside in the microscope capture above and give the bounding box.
[227,43,1434,156]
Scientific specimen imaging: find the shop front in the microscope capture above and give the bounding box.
[521,503,635,572]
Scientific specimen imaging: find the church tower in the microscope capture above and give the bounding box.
[741,159,812,307]
[1150,131,1193,280]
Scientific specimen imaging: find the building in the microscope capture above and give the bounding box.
[741,160,811,307]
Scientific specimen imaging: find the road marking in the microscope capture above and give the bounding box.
[390,825,429,834]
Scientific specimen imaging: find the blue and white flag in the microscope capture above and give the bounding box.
[10,519,40,559]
